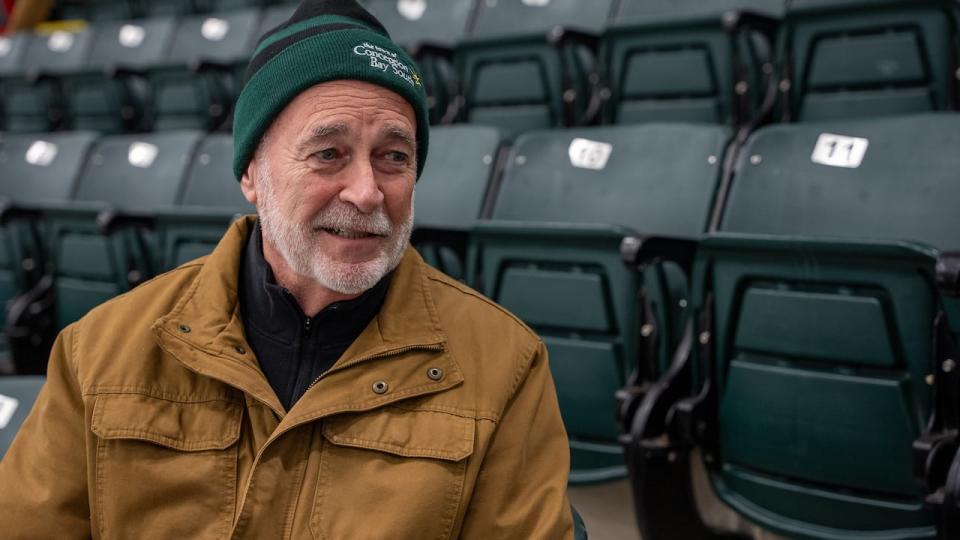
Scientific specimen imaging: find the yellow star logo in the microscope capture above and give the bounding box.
[412,73,422,87]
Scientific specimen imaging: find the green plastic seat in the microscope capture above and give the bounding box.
[63,16,177,133]
[148,9,260,131]
[364,0,474,123]
[676,113,960,539]
[602,0,783,125]
[140,0,205,18]
[456,0,616,139]
[0,32,30,76]
[779,0,959,121]
[2,28,95,132]
[412,125,502,280]
[210,0,282,13]
[0,376,46,459]
[469,123,730,483]
[48,131,203,329]
[157,134,254,269]
[0,132,99,374]
[55,0,139,21]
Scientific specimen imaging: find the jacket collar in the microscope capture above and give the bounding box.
[152,216,457,419]
[238,221,391,347]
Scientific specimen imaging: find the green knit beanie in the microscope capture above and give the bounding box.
[232,0,429,180]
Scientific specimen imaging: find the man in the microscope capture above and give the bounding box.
[0,0,575,537]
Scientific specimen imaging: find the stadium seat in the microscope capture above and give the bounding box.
[140,0,206,18]
[1,27,95,132]
[157,134,254,269]
[0,32,30,75]
[469,123,731,483]
[55,0,139,21]
[364,0,475,123]
[601,0,783,125]
[64,16,177,133]
[210,0,278,12]
[455,0,615,138]
[778,0,959,121]
[411,125,502,280]
[148,9,260,131]
[0,376,46,459]
[44,131,203,330]
[623,113,960,538]
[0,132,99,375]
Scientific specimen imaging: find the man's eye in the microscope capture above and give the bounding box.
[386,151,409,163]
[317,148,338,160]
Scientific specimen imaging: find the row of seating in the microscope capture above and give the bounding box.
[4,0,957,138]
[615,113,960,538]
[373,0,960,135]
[0,5,296,133]
[52,0,295,21]
[2,110,960,536]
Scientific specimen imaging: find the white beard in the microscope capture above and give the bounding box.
[255,159,414,295]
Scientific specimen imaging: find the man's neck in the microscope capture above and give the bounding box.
[261,237,360,317]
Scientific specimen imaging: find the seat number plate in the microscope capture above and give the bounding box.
[568,138,613,171]
[811,133,869,169]
[0,394,19,430]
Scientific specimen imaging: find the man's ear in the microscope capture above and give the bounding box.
[240,161,258,206]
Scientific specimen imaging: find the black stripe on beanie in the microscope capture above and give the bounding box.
[245,22,368,83]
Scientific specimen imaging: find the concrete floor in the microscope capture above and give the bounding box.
[568,455,788,540]
[568,480,641,540]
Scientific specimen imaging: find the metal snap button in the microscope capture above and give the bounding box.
[372,380,389,395]
[178,324,191,333]
[427,367,444,381]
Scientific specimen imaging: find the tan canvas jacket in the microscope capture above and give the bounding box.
[0,216,574,539]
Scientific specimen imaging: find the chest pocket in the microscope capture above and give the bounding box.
[311,407,475,540]
[91,393,242,540]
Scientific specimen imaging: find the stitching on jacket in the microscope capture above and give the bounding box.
[310,431,330,539]
[282,433,310,540]
[81,387,235,402]
[95,436,107,539]
[509,337,542,398]
[389,402,500,423]
[322,435,471,460]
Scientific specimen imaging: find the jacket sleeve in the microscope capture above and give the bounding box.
[0,325,92,538]
[459,340,576,539]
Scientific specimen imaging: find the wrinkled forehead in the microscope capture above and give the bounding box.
[271,80,417,141]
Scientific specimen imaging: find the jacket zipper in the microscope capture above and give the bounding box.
[304,343,445,394]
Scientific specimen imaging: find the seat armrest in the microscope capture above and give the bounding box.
[0,199,43,225]
[620,235,697,275]
[411,227,468,246]
[546,26,599,49]
[722,9,779,42]
[189,59,233,74]
[405,41,455,60]
[96,209,157,236]
[938,252,960,298]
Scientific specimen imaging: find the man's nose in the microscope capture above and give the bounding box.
[339,156,385,213]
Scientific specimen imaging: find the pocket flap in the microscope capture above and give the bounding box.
[92,393,242,451]
[323,408,474,462]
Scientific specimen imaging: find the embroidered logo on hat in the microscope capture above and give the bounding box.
[352,42,422,87]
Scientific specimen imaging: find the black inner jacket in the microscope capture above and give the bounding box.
[239,222,391,411]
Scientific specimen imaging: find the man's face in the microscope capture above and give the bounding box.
[241,80,417,295]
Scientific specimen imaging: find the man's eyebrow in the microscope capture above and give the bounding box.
[295,122,350,153]
[381,125,416,152]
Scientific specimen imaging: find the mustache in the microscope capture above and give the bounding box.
[308,201,393,236]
